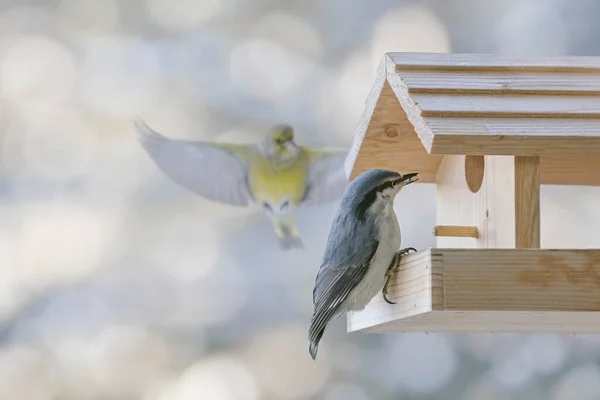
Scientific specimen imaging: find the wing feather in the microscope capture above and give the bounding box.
[134,119,254,206]
[299,149,349,207]
[308,240,379,345]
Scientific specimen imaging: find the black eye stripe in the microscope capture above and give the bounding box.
[378,178,400,191]
[355,175,402,220]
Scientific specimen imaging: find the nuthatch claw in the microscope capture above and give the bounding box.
[382,277,396,304]
[382,263,397,304]
[398,247,417,256]
[382,247,419,305]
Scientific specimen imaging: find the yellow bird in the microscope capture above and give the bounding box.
[134,120,349,250]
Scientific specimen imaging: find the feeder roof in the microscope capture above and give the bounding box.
[345,53,600,185]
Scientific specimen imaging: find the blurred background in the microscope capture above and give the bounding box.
[1,0,600,399]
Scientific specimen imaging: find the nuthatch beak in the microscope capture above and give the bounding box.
[401,172,419,186]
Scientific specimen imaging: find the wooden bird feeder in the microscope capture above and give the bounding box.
[345,52,600,334]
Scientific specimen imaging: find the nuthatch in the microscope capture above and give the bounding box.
[308,168,419,360]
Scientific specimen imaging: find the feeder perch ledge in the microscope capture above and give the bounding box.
[345,52,600,334]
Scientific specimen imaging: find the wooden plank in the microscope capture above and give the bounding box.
[346,64,442,181]
[349,82,442,181]
[385,56,436,153]
[344,57,388,180]
[431,136,600,156]
[347,250,441,328]
[434,225,479,238]
[540,155,600,186]
[347,248,600,333]
[425,117,600,137]
[351,311,600,333]
[388,52,600,71]
[412,93,600,117]
[514,157,541,248]
[435,155,474,248]
[441,249,600,310]
[480,156,516,248]
[400,70,600,94]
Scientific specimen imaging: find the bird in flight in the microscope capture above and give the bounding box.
[134,120,349,250]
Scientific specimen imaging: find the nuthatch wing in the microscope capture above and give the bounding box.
[308,169,419,360]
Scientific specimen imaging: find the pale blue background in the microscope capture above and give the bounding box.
[0,0,600,399]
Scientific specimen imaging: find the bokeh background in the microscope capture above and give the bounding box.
[1,0,600,399]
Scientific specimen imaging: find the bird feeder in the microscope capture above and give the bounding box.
[345,53,600,334]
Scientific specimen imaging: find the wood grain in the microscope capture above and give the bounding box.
[346,58,441,181]
[435,155,516,249]
[349,82,442,182]
[539,155,600,186]
[435,155,475,248]
[431,136,600,157]
[514,156,541,248]
[350,311,600,333]
[428,117,600,157]
[347,248,600,333]
[426,117,600,136]
[345,52,600,186]
[413,93,600,117]
[389,52,600,71]
[401,70,600,94]
[483,157,517,248]
[344,57,388,180]
[434,225,479,238]
[464,155,484,193]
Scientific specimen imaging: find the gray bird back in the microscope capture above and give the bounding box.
[320,169,398,268]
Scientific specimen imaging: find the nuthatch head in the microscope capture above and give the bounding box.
[308,168,419,360]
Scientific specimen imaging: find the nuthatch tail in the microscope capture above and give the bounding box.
[308,169,419,360]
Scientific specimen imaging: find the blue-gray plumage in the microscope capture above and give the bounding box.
[308,168,419,360]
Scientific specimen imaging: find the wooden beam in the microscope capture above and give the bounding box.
[514,156,541,248]
[388,52,600,71]
[539,155,600,186]
[415,94,600,117]
[347,248,600,333]
[434,225,479,238]
[431,135,600,157]
[399,70,600,94]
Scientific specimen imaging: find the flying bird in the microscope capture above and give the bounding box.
[308,168,419,360]
[134,120,349,250]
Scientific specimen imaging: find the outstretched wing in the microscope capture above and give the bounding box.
[308,240,379,346]
[299,149,349,207]
[134,119,254,206]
